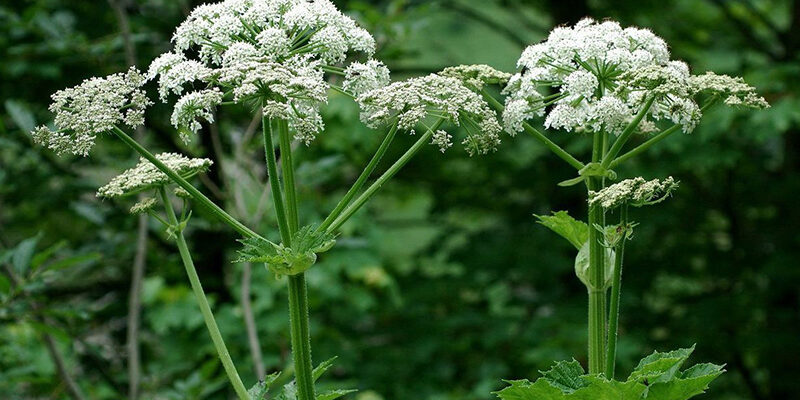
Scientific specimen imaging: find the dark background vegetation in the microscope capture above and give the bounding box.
[1,0,798,399]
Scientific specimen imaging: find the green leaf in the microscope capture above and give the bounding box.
[539,359,587,393]
[629,345,695,384]
[571,376,646,400]
[5,99,36,133]
[317,389,357,400]
[644,363,725,400]
[574,242,615,290]
[247,372,281,400]
[313,357,338,381]
[235,226,335,276]
[12,234,42,276]
[495,379,565,400]
[497,347,723,400]
[535,211,589,250]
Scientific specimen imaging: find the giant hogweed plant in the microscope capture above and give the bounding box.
[30,0,502,399]
[466,19,767,399]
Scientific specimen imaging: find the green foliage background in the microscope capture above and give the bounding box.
[1,0,798,399]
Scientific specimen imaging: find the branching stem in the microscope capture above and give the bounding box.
[112,127,261,240]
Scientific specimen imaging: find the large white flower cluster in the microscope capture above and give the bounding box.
[356,73,502,155]
[31,68,151,156]
[502,18,767,137]
[97,153,213,198]
[148,0,377,144]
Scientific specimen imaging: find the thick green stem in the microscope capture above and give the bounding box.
[586,133,607,374]
[263,116,315,400]
[326,121,442,234]
[278,119,299,232]
[287,274,315,400]
[317,124,398,233]
[481,89,585,171]
[605,206,628,379]
[262,117,291,244]
[158,188,250,400]
[112,127,260,240]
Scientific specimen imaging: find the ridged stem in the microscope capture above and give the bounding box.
[317,124,398,233]
[326,121,442,234]
[605,206,628,379]
[158,187,249,400]
[263,116,315,400]
[586,132,607,374]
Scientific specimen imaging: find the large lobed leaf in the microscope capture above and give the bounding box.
[496,346,724,400]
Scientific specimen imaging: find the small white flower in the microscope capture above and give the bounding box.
[97,152,213,198]
[689,72,769,109]
[32,67,151,156]
[431,130,453,153]
[171,89,224,142]
[343,60,391,97]
[357,74,502,155]
[502,18,765,137]
[562,70,599,100]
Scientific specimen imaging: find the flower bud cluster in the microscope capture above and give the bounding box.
[97,153,213,198]
[588,176,678,209]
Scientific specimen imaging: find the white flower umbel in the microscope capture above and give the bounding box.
[588,176,679,209]
[357,73,502,155]
[171,89,224,143]
[31,68,151,156]
[503,18,768,136]
[343,60,391,97]
[97,152,213,198]
[149,0,378,144]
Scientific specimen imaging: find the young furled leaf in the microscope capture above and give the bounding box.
[535,211,589,250]
[235,225,336,276]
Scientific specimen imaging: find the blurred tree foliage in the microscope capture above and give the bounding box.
[0,0,798,399]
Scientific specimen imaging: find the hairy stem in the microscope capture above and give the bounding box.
[262,118,291,244]
[287,274,315,400]
[159,188,250,400]
[112,127,261,240]
[586,132,607,374]
[263,116,315,400]
[481,89,585,170]
[326,120,442,233]
[317,123,398,233]
[605,206,628,379]
[278,119,299,232]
